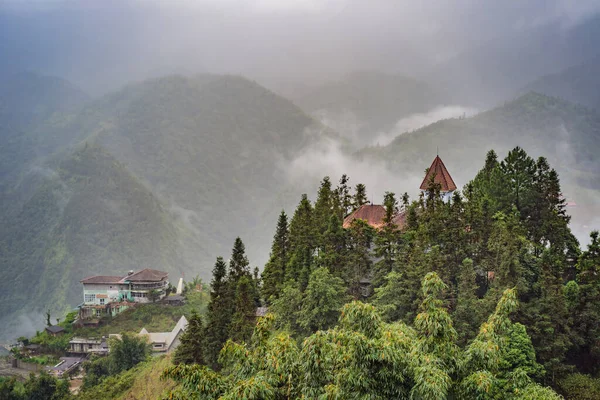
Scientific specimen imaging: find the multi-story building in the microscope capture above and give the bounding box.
[78,268,169,320]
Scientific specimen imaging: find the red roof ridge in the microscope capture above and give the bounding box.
[343,204,407,231]
[419,155,457,192]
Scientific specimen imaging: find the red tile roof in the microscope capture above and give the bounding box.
[343,204,407,230]
[419,156,457,192]
[80,276,123,284]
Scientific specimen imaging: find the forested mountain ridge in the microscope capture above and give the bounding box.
[0,143,188,339]
[0,73,328,339]
[152,146,598,399]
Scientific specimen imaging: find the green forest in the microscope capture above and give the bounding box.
[159,147,600,399]
[5,146,598,399]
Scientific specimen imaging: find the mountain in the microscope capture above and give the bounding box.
[522,55,600,111]
[0,143,188,338]
[293,71,444,145]
[362,92,599,183]
[63,74,321,268]
[0,73,325,339]
[358,92,600,238]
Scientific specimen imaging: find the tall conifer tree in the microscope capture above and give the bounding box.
[203,257,232,369]
[174,311,205,365]
[261,211,290,302]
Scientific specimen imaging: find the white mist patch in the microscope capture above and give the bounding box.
[311,109,365,146]
[372,106,478,146]
[286,134,424,204]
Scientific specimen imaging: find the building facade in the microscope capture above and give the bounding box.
[79,269,169,320]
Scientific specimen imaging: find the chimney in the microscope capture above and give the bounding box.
[128,270,134,276]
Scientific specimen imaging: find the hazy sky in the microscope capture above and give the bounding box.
[1,0,600,93]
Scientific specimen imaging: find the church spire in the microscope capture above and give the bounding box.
[419,155,457,192]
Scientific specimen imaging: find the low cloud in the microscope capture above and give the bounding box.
[285,132,424,205]
[372,106,478,146]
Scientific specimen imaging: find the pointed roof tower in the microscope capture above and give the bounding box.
[420,156,457,192]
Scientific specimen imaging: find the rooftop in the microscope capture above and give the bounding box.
[81,268,168,285]
[343,204,407,231]
[137,315,188,351]
[80,275,123,284]
[419,155,457,192]
[45,325,65,334]
[120,268,168,283]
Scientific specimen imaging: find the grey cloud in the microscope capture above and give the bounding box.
[2,0,599,94]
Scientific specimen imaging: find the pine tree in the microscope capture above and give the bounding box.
[373,192,400,287]
[319,214,347,278]
[174,310,205,365]
[203,257,232,369]
[335,174,352,218]
[346,218,375,299]
[286,194,316,288]
[499,146,536,213]
[229,237,250,283]
[229,275,256,343]
[352,183,368,210]
[313,176,335,238]
[261,211,290,302]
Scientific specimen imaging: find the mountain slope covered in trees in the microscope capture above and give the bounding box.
[0,143,188,338]
[0,73,327,339]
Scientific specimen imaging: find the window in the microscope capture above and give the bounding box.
[99,298,105,305]
[88,344,93,349]
[95,309,102,317]
[85,294,96,303]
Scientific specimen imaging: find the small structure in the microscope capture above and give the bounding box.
[137,315,188,353]
[420,155,457,202]
[49,357,86,377]
[23,344,41,355]
[176,278,184,295]
[45,325,65,337]
[163,294,185,306]
[68,337,109,355]
[78,268,169,320]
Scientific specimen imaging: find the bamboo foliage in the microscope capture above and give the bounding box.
[163,273,562,399]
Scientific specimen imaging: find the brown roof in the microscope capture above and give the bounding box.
[343,204,407,230]
[419,156,457,192]
[343,204,387,229]
[120,268,168,283]
[80,276,123,284]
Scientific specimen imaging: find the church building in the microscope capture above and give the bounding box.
[342,155,456,230]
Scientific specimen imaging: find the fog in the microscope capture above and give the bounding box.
[2,0,600,341]
[2,0,599,96]
[371,106,479,146]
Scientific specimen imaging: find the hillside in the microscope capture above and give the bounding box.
[522,55,600,111]
[358,92,600,237]
[361,92,600,181]
[0,74,326,339]
[72,74,322,272]
[0,143,189,339]
[294,71,444,145]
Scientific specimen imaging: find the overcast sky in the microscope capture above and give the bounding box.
[1,0,600,94]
